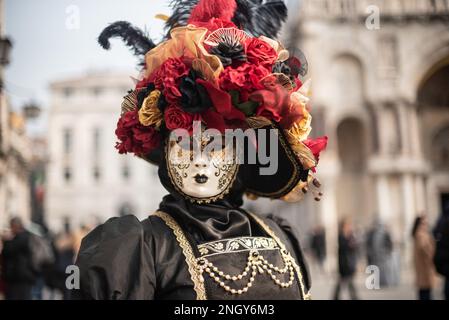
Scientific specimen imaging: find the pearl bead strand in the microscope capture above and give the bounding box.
[196,249,295,295]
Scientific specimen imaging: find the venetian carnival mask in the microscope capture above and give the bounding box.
[166,132,239,203]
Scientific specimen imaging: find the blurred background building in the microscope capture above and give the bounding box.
[1,0,449,299]
[0,0,31,229]
[46,72,166,231]
[250,0,449,270]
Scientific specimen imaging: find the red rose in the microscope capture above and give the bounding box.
[148,58,189,104]
[164,105,201,132]
[303,136,328,173]
[245,38,278,68]
[135,76,152,90]
[219,63,270,98]
[115,110,160,156]
[201,108,226,133]
[197,78,246,122]
[250,77,290,123]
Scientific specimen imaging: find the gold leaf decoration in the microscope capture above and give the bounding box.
[155,14,169,22]
[281,173,313,203]
[246,116,272,129]
[204,27,250,47]
[272,73,295,91]
[145,26,223,81]
[138,90,163,129]
[286,115,312,142]
[285,133,316,170]
[277,49,290,62]
[121,90,138,115]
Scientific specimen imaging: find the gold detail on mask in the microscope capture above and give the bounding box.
[165,139,239,204]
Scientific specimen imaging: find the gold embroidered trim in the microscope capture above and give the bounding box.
[198,236,278,257]
[153,211,207,300]
[248,213,312,300]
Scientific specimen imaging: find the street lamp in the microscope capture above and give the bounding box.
[0,36,12,66]
[23,102,41,120]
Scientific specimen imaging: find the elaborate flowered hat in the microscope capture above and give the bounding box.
[99,0,327,202]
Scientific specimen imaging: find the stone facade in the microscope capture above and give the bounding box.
[0,0,31,229]
[249,0,449,268]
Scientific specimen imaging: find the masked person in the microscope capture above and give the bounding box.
[73,0,327,300]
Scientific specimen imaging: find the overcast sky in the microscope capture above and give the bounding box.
[4,0,170,134]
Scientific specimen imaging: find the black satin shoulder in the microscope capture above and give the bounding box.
[73,215,196,300]
[72,215,155,300]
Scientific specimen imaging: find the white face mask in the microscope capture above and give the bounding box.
[167,135,238,203]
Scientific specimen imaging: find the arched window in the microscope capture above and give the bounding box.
[418,64,449,108]
[331,54,364,110]
[431,126,449,170]
[337,117,367,172]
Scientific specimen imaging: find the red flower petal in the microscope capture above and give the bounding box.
[115,110,160,156]
[303,136,328,161]
[201,108,226,133]
[197,78,246,121]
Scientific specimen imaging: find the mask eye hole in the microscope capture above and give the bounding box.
[173,136,193,151]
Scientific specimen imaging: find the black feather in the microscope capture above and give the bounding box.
[165,0,199,37]
[98,21,156,57]
[241,0,288,38]
[233,0,255,30]
[164,0,288,39]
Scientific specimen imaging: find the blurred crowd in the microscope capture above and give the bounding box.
[1,206,448,300]
[307,206,449,300]
[0,217,92,300]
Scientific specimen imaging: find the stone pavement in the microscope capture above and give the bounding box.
[308,264,445,300]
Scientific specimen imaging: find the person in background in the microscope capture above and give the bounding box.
[366,218,394,287]
[434,204,449,300]
[54,220,76,300]
[333,217,359,300]
[72,224,91,260]
[412,215,437,300]
[1,217,37,300]
[310,225,327,274]
[0,239,6,299]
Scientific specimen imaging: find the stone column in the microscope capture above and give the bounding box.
[397,103,411,156]
[408,105,422,158]
[316,142,340,273]
[375,174,392,222]
[414,175,426,215]
[400,173,417,269]
[319,174,339,273]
